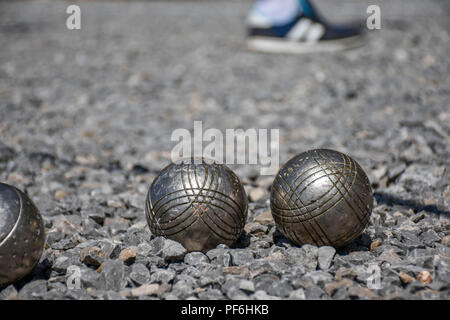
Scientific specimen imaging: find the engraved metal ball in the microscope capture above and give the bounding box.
[0,183,45,287]
[270,149,373,248]
[145,158,248,252]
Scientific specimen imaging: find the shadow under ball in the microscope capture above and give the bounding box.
[145,158,248,252]
[270,149,373,248]
[0,183,45,287]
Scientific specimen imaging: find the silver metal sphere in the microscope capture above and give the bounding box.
[270,149,373,248]
[0,183,45,287]
[145,158,248,252]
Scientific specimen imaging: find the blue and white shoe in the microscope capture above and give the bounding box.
[246,0,365,54]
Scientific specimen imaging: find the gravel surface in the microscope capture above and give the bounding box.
[0,0,449,300]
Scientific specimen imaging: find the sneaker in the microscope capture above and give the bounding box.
[246,0,365,54]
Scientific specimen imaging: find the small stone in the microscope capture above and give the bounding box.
[86,211,105,225]
[417,271,432,284]
[253,273,279,292]
[252,290,281,300]
[286,246,317,271]
[226,287,248,300]
[370,239,382,251]
[384,217,397,227]
[75,154,98,165]
[302,244,319,257]
[230,250,254,266]
[100,260,127,291]
[184,252,209,266]
[206,246,232,267]
[399,272,415,284]
[129,263,151,285]
[51,237,80,250]
[18,280,48,299]
[52,216,83,236]
[401,231,422,243]
[80,268,102,289]
[267,280,293,297]
[7,172,30,185]
[52,255,75,273]
[303,271,333,285]
[119,246,137,264]
[248,187,267,202]
[80,246,107,267]
[264,250,284,262]
[137,242,153,257]
[398,219,421,234]
[332,287,350,300]
[371,166,387,182]
[150,268,176,284]
[158,283,172,296]
[392,210,406,220]
[388,164,406,181]
[324,279,354,296]
[98,239,121,259]
[253,210,273,224]
[238,279,255,293]
[442,235,450,244]
[171,276,197,299]
[104,217,130,234]
[377,250,402,264]
[103,290,126,300]
[197,288,225,300]
[288,288,306,300]
[54,190,68,200]
[407,249,434,268]
[342,251,373,265]
[106,199,125,209]
[318,246,335,270]
[131,164,150,174]
[244,222,269,235]
[421,230,441,245]
[411,212,425,223]
[46,231,64,247]
[224,266,250,278]
[129,283,160,297]
[348,286,378,299]
[151,237,187,263]
[335,268,357,281]
[0,285,18,300]
[305,286,328,299]
[221,276,241,294]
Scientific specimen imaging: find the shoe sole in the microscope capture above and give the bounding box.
[246,35,365,54]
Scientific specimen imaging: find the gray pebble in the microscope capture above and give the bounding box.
[318,246,336,270]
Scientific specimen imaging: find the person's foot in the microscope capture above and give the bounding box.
[246,0,365,54]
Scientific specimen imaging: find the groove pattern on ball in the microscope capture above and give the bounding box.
[270,149,373,248]
[0,183,45,287]
[145,159,248,252]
